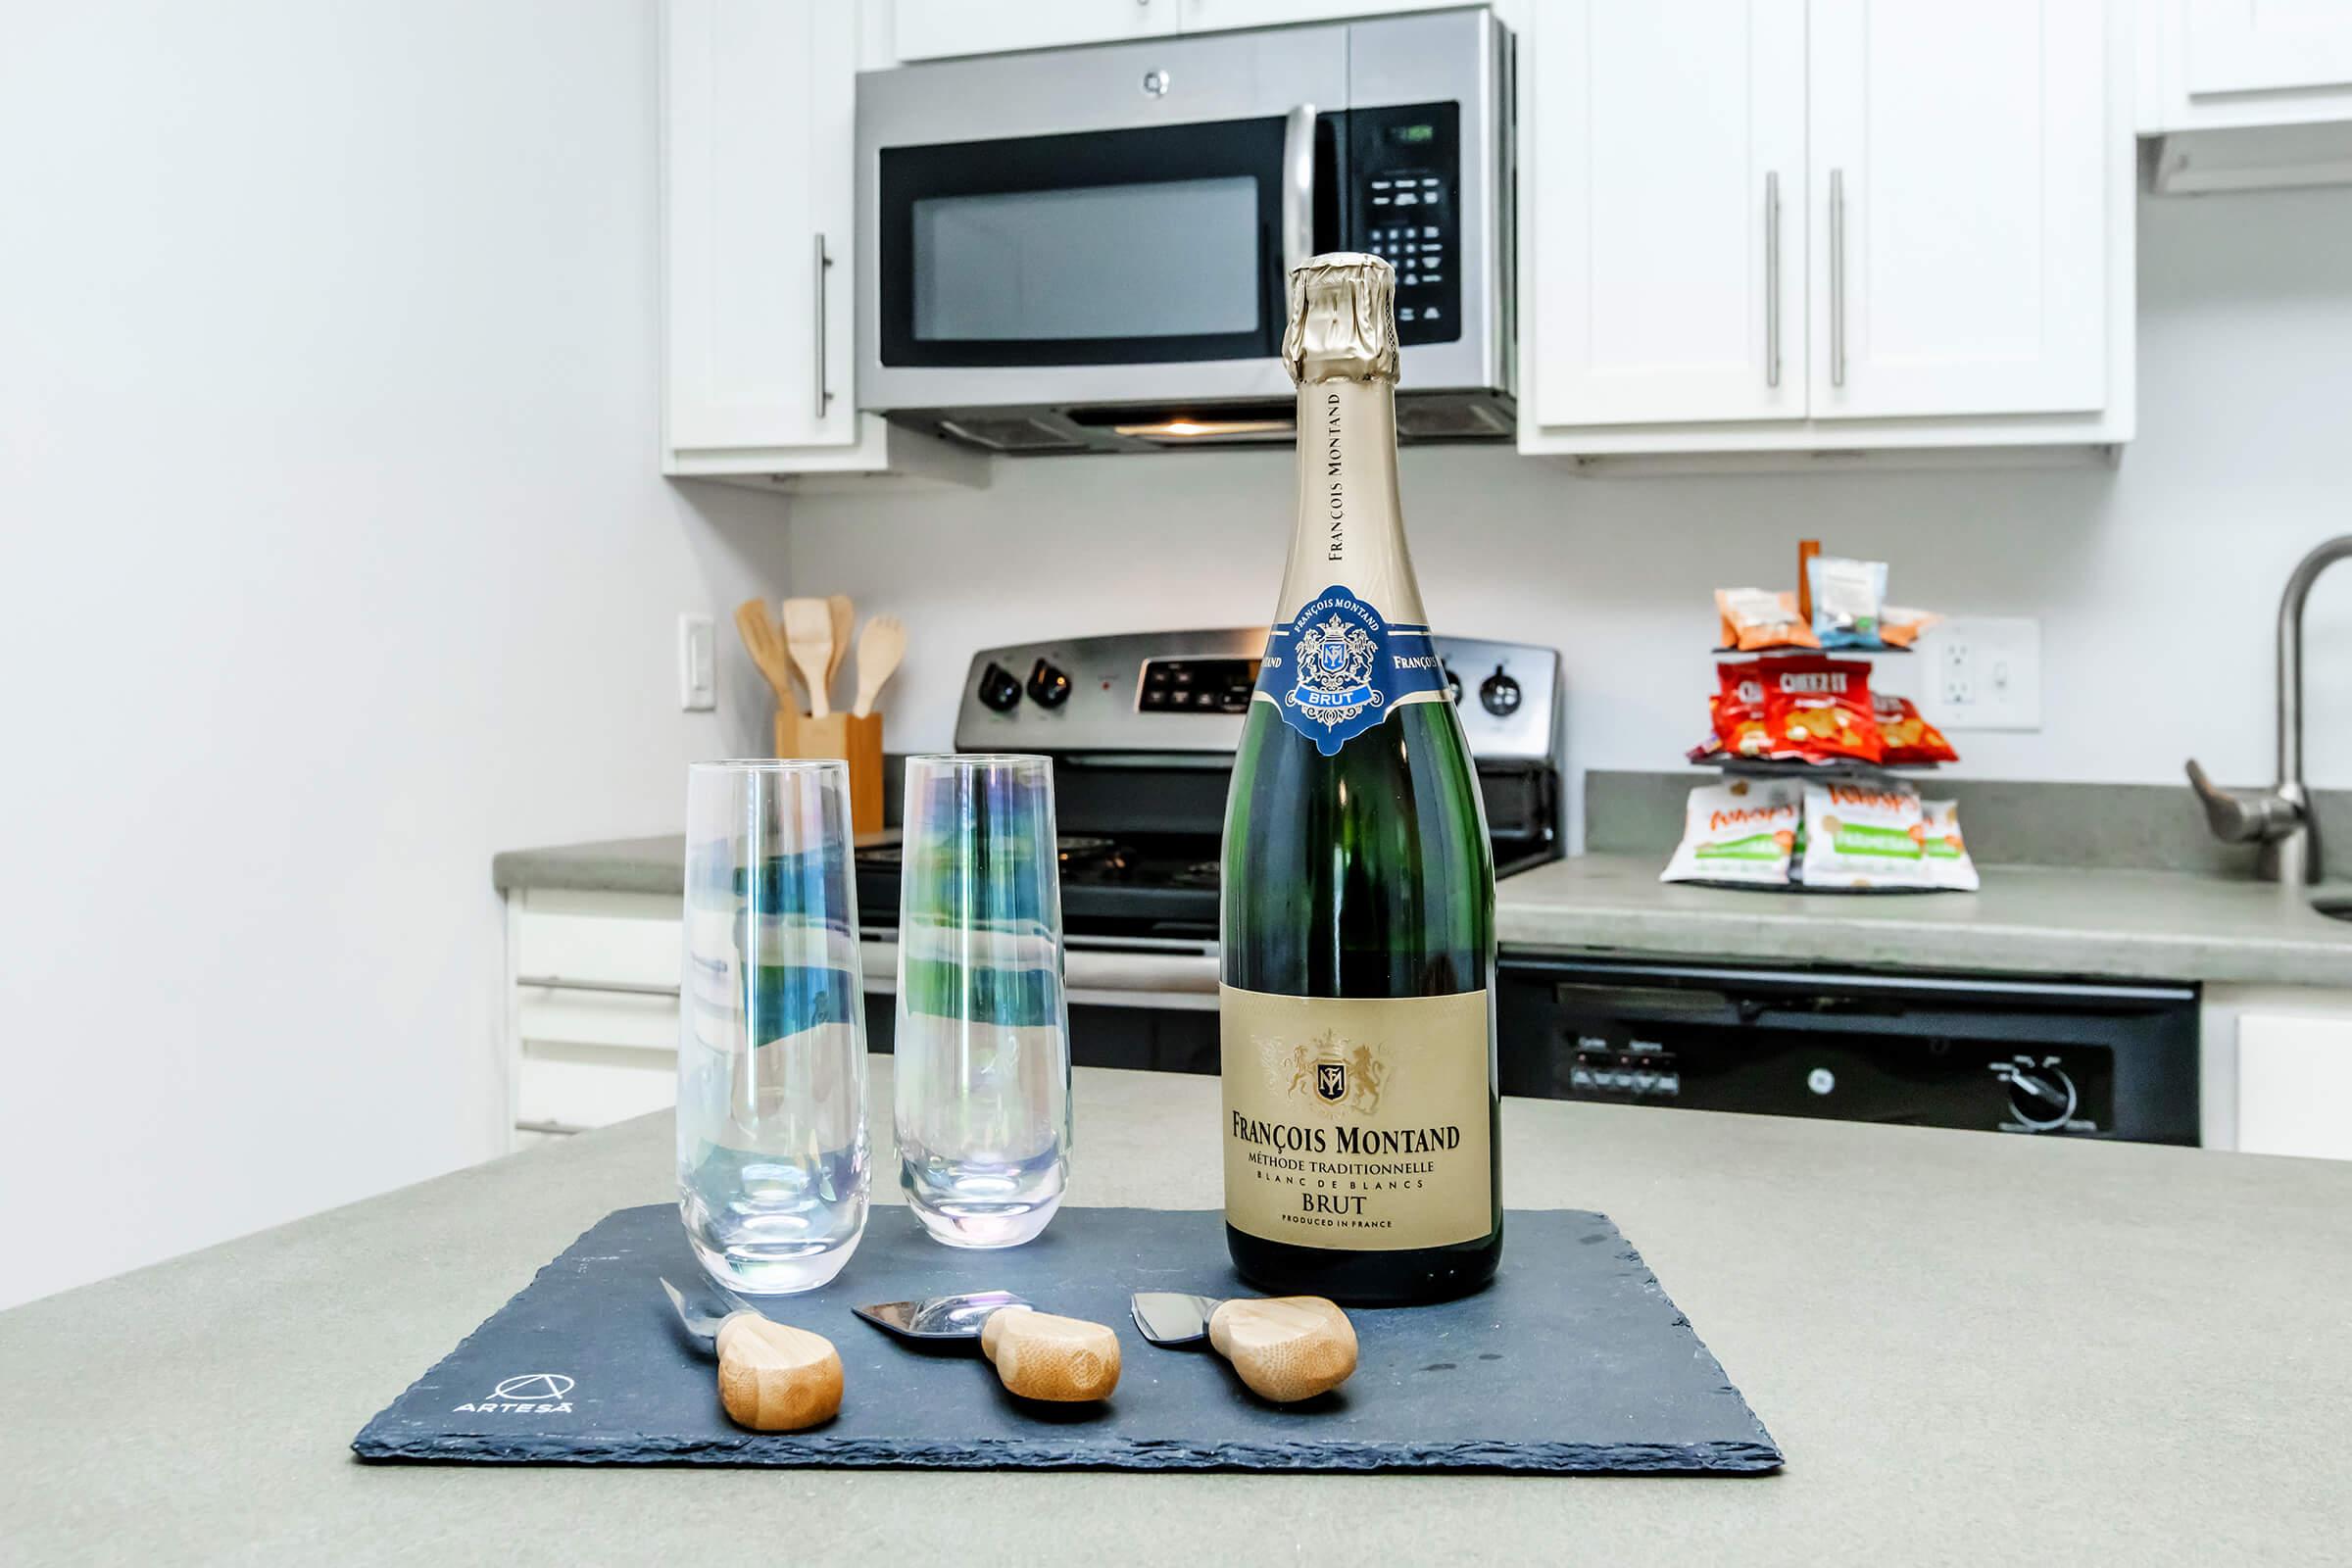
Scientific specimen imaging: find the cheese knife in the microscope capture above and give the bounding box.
[854,1290,1120,1402]
[1130,1292,1357,1403]
[661,1276,844,1432]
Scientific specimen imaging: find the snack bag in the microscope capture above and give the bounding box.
[1800,779,1931,888]
[1764,657,1882,764]
[1872,691,1959,765]
[1807,556,1888,648]
[1661,779,1801,886]
[1712,661,1775,758]
[1717,588,1820,653]
[1919,799,1981,891]
[1878,606,1943,649]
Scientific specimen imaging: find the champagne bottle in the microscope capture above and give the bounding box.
[1219,254,1500,1305]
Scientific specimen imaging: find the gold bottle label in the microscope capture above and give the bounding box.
[1219,984,1494,1250]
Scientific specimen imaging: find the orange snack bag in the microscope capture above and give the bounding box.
[1763,657,1881,764]
[1871,692,1958,765]
[1716,588,1820,653]
[1710,662,1775,759]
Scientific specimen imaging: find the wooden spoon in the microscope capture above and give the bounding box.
[824,594,855,704]
[733,598,803,714]
[979,1308,1122,1402]
[781,597,834,718]
[851,613,906,718]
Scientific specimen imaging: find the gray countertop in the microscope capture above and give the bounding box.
[494,835,2352,988]
[8,1057,2348,1564]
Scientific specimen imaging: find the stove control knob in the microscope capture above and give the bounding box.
[977,661,1023,712]
[1026,659,1073,709]
[1442,663,1463,705]
[2006,1063,2078,1131]
[1478,664,1523,717]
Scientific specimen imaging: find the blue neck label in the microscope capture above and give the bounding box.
[1254,584,1445,756]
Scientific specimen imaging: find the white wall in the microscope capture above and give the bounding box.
[0,1,789,1307]
[787,185,2352,831]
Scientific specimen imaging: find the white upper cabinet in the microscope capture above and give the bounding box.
[663,1,980,484]
[1531,0,1806,428]
[892,0,1178,62]
[1177,0,1464,33]
[1520,0,2133,458]
[662,0,853,458]
[2142,2,2352,190]
[1807,0,2108,420]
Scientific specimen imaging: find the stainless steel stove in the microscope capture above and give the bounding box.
[856,628,1562,1075]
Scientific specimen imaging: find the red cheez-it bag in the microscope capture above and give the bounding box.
[1763,656,1882,764]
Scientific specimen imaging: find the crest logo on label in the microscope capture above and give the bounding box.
[1314,1059,1348,1103]
[1253,584,1446,756]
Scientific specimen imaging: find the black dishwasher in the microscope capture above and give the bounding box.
[1497,957,2200,1145]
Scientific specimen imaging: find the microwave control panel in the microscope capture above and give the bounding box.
[1348,101,1462,347]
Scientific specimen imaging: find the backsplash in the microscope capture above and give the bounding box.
[784,187,2352,843]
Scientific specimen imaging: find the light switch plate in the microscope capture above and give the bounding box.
[678,612,716,710]
[1916,616,2040,731]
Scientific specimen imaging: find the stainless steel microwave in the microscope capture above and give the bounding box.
[856,9,1514,456]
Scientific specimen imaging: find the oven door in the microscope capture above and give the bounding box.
[860,939,1223,1077]
[858,25,1348,411]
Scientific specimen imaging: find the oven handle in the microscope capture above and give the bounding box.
[858,940,1220,997]
[1282,103,1317,281]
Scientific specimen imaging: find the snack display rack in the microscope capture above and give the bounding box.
[1702,755,1939,781]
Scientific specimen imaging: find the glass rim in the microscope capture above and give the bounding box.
[689,758,850,772]
[905,752,1051,770]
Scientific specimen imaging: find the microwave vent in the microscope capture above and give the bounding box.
[935,415,1087,454]
[1395,395,1514,442]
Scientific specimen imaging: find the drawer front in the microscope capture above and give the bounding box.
[516,1041,680,1133]
[514,896,684,990]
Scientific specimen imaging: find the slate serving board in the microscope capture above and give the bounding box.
[353,1205,1780,1474]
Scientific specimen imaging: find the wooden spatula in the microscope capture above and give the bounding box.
[733,598,802,714]
[781,597,834,718]
[851,613,906,719]
[824,594,854,704]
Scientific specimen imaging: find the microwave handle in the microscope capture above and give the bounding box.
[1282,104,1317,280]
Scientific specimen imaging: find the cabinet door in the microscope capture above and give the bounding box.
[2183,0,2352,96]
[2237,1011,2352,1160]
[662,0,856,454]
[1807,0,2106,419]
[894,0,1179,62]
[1178,0,1458,33]
[1530,0,1807,428]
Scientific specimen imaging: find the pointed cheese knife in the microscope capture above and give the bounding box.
[854,1290,1120,1402]
[662,1276,843,1432]
[1130,1292,1357,1402]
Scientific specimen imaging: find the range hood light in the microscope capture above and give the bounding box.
[1111,416,1297,441]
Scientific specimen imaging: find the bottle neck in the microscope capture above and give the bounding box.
[1274,377,1425,624]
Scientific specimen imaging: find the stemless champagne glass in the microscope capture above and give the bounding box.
[677,760,869,1294]
[895,754,1073,1248]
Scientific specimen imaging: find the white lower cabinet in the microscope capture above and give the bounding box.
[2201,985,2352,1160]
[506,890,686,1147]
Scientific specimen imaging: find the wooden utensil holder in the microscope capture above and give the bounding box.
[774,709,884,835]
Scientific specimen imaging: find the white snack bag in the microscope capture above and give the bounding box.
[1799,779,1932,889]
[1918,798,1981,892]
[1661,779,1801,886]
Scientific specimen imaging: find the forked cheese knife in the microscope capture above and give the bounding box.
[1130,1292,1357,1402]
[661,1276,844,1432]
[854,1290,1120,1402]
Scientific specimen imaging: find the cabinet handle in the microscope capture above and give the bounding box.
[812,232,834,416]
[514,1118,590,1138]
[1282,104,1317,282]
[516,974,683,999]
[1828,169,1846,389]
[1764,171,1781,389]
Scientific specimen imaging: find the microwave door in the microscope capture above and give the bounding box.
[858,25,1348,412]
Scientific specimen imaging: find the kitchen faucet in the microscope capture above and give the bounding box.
[2185,534,2352,884]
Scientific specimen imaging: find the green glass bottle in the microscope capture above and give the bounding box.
[1219,254,1501,1305]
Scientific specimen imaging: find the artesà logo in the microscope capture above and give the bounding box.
[453,1372,576,1414]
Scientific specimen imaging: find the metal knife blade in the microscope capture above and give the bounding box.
[1130,1291,1224,1346]
[853,1290,1032,1341]
[661,1275,760,1349]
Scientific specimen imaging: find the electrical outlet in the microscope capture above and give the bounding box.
[678,612,716,710]
[1918,617,2040,731]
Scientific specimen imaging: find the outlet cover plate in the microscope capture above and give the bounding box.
[1917,616,2041,732]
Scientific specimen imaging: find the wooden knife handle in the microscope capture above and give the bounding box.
[715,1312,843,1432]
[1207,1297,1357,1403]
[979,1308,1121,1402]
